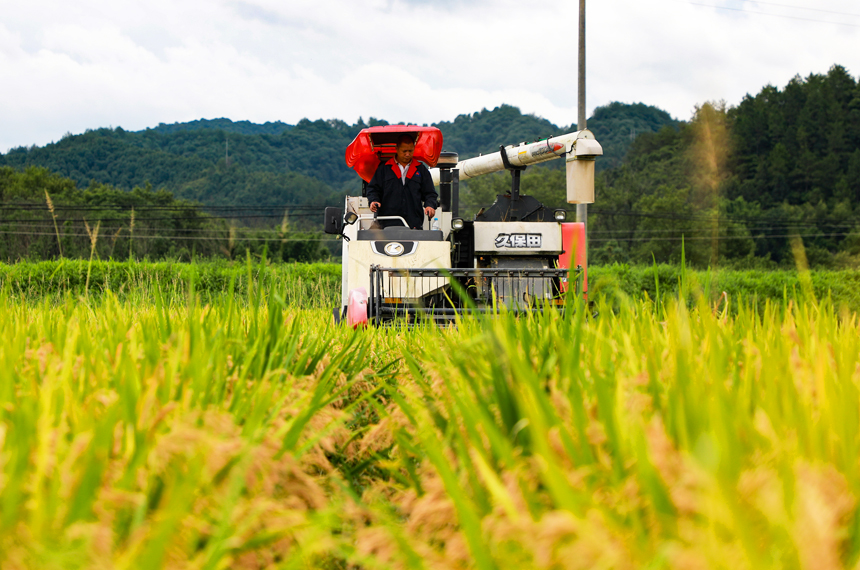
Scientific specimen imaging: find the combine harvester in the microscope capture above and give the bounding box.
[324,125,602,325]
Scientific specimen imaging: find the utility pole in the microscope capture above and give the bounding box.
[576,0,588,276]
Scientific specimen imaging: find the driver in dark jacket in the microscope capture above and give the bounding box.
[367,135,438,229]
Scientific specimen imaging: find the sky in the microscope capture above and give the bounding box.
[1,0,859,153]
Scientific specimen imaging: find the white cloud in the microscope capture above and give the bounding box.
[1,0,858,152]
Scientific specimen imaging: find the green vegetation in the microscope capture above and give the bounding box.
[464,66,860,269]
[0,101,676,264]
[0,104,671,208]
[5,61,860,569]
[1,269,859,568]
[2,259,859,315]
[0,259,341,306]
[591,66,860,268]
[4,65,859,269]
[150,117,294,136]
[589,262,860,314]
[587,102,681,170]
[434,105,562,160]
[0,123,354,209]
[0,166,332,262]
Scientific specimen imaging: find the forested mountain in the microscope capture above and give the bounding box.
[6,104,675,261]
[150,118,293,136]
[0,103,673,208]
[0,166,327,263]
[728,68,860,207]
[461,65,860,269]
[3,66,858,269]
[588,102,681,170]
[435,105,561,160]
[591,65,860,268]
[0,121,362,206]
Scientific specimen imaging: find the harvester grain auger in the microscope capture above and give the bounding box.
[324,125,602,326]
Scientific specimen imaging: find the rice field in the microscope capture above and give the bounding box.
[1,269,859,569]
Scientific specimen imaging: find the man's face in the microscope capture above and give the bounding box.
[395,142,415,165]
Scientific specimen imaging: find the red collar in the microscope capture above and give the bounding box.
[386,158,418,181]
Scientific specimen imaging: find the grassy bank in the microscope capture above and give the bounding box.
[0,258,341,307]
[589,263,860,313]
[2,259,859,313]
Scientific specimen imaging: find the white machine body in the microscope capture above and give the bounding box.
[472,222,563,255]
[429,129,602,188]
[331,127,602,321]
[340,196,452,306]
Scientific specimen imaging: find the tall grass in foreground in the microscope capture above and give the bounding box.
[0,287,385,568]
[359,296,860,569]
[1,284,859,568]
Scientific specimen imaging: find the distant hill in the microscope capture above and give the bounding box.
[3,65,858,268]
[588,102,681,170]
[434,102,680,170]
[434,105,561,160]
[0,103,677,208]
[149,118,293,136]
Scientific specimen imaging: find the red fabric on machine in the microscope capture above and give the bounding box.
[345,126,443,182]
[346,287,368,328]
[559,222,587,295]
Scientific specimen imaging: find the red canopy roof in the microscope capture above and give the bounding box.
[345,125,443,182]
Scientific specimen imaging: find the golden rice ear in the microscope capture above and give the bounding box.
[45,189,63,258]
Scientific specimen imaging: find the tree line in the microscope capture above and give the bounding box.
[0,167,329,263]
[0,104,666,206]
[0,103,676,263]
[463,65,860,269]
[4,68,857,269]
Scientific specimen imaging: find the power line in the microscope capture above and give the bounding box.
[1,200,857,236]
[738,0,860,19]
[10,211,853,228]
[3,200,855,228]
[588,222,859,235]
[0,216,857,241]
[0,213,319,223]
[1,223,854,245]
[0,220,326,234]
[585,206,859,227]
[459,204,860,228]
[2,228,852,244]
[2,213,856,231]
[0,229,338,242]
[741,0,860,18]
[0,203,327,211]
[590,231,857,243]
[682,0,860,27]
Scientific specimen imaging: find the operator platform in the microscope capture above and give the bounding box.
[367,134,438,230]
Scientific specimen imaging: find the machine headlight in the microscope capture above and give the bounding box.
[451,217,465,231]
[553,209,566,222]
[344,212,359,225]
